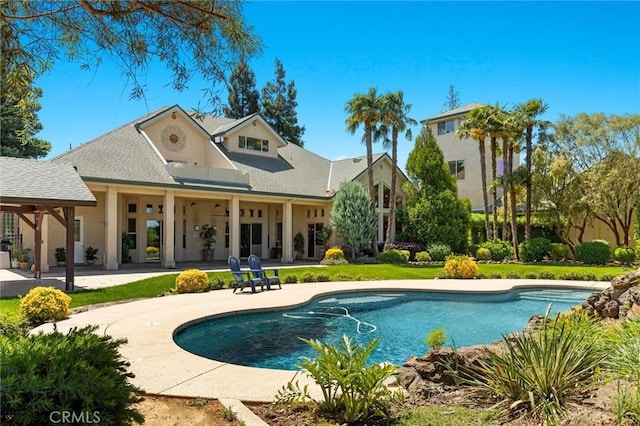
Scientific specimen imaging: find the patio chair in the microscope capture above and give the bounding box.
[228,256,263,293]
[248,254,281,290]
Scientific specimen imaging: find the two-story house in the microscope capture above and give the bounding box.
[422,103,520,211]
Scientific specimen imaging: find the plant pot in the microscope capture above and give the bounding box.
[203,249,215,262]
[11,259,19,269]
[19,262,28,270]
[57,261,66,267]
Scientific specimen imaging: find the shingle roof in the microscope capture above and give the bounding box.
[0,156,96,206]
[50,106,394,199]
[423,102,486,122]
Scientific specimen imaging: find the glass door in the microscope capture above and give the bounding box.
[146,220,162,262]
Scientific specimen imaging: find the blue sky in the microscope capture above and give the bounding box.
[36,1,640,171]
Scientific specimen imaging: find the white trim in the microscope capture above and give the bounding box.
[138,127,168,165]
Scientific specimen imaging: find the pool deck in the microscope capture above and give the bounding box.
[33,279,608,403]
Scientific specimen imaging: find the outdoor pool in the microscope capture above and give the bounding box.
[173,288,593,370]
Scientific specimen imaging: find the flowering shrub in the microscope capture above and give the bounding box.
[427,243,452,262]
[19,286,71,325]
[324,247,345,260]
[444,255,478,279]
[382,242,425,261]
[175,269,209,293]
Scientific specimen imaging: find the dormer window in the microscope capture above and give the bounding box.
[239,135,269,152]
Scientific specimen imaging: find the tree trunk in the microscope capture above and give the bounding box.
[478,140,491,241]
[525,125,533,241]
[490,137,498,240]
[365,122,378,255]
[384,128,399,247]
[502,138,509,240]
[509,145,519,259]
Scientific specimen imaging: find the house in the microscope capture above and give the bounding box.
[422,103,520,211]
[9,105,408,271]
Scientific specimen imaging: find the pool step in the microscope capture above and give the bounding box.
[518,290,589,304]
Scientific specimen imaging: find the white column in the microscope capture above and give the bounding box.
[282,200,293,263]
[163,190,175,268]
[40,216,49,272]
[104,186,119,270]
[230,196,240,258]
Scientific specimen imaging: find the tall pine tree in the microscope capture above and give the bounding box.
[223,60,260,119]
[261,58,305,146]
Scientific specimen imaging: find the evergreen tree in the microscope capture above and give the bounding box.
[261,59,305,146]
[0,28,50,158]
[330,181,377,259]
[223,60,260,118]
[403,127,470,252]
[443,84,460,111]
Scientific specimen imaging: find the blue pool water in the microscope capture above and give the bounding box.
[174,288,593,370]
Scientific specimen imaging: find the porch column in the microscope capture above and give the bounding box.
[230,196,240,258]
[282,200,293,263]
[33,211,42,278]
[162,190,175,268]
[104,186,119,270]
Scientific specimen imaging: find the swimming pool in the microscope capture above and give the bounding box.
[174,288,592,371]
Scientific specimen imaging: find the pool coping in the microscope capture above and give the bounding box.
[34,279,608,403]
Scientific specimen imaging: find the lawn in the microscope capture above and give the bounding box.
[0,263,632,316]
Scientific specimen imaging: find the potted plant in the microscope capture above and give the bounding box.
[293,232,305,260]
[85,246,99,265]
[12,245,31,269]
[55,247,66,266]
[199,224,217,261]
[122,233,135,263]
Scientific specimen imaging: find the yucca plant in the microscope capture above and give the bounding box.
[296,335,400,423]
[459,312,605,425]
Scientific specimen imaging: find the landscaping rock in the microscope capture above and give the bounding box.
[580,269,640,319]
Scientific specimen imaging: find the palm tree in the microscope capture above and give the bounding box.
[456,106,492,241]
[345,87,384,254]
[379,91,416,246]
[515,99,549,240]
[485,104,504,239]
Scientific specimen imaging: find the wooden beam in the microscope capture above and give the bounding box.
[16,212,36,230]
[64,206,75,291]
[42,206,66,227]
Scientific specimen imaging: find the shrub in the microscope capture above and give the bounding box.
[1,326,143,425]
[316,273,331,282]
[575,240,612,265]
[444,255,478,279]
[559,272,587,281]
[301,272,317,283]
[488,272,503,279]
[459,314,604,424]
[283,274,298,284]
[175,269,209,293]
[475,247,491,261]
[383,242,425,261]
[505,272,521,279]
[600,274,616,282]
[437,270,452,279]
[480,239,514,261]
[519,237,552,263]
[538,271,556,280]
[427,243,452,262]
[19,286,71,325]
[550,243,569,261]
[613,246,636,264]
[0,313,28,339]
[146,246,159,256]
[525,272,538,279]
[468,243,480,257]
[377,249,409,264]
[292,336,401,423]
[414,251,431,262]
[324,247,345,260]
[209,276,225,290]
[425,328,447,349]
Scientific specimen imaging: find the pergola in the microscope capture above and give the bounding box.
[0,157,97,291]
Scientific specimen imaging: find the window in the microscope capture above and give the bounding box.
[127,218,137,249]
[448,160,465,180]
[128,203,137,213]
[239,135,269,152]
[437,119,455,135]
[383,185,391,209]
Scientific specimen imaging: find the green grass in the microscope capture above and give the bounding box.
[391,405,499,425]
[0,263,631,317]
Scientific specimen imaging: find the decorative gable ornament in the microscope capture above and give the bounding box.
[161,125,187,152]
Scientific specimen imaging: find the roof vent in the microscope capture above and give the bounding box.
[352,158,362,163]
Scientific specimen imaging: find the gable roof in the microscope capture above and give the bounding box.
[422,102,486,123]
[0,156,96,206]
[50,106,406,199]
